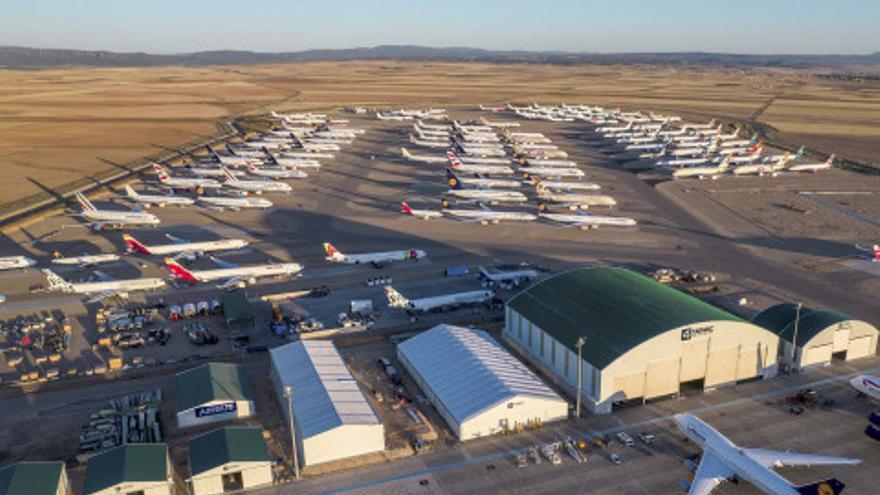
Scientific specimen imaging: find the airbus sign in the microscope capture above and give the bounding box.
[681,326,714,341]
[195,402,237,418]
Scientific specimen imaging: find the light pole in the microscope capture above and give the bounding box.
[575,337,586,419]
[790,302,802,370]
[284,385,300,479]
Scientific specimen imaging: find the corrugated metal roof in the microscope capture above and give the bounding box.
[189,427,269,476]
[507,267,742,369]
[175,362,251,414]
[752,303,863,347]
[0,462,63,495]
[270,341,380,439]
[83,444,167,494]
[398,324,564,425]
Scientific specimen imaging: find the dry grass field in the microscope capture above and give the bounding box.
[0,61,878,206]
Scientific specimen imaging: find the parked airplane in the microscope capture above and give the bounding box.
[789,154,835,173]
[42,268,165,303]
[851,375,880,400]
[477,266,538,287]
[449,158,514,176]
[124,185,194,208]
[0,256,37,270]
[536,190,617,209]
[246,165,307,180]
[854,244,880,262]
[539,210,637,229]
[153,164,222,190]
[674,412,858,495]
[124,233,248,261]
[322,243,425,266]
[164,257,302,289]
[447,151,512,166]
[51,253,120,267]
[196,194,273,211]
[673,156,732,180]
[400,202,443,220]
[401,147,447,163]
[446,169,521,189]
[384,285,494,313]
[520,166,585,179]
[442,203,537,224]
[221,167,292,194]
[205,145,264,167]
[444,178,527,205]
[532,178,601,191]
[75,192,160,230]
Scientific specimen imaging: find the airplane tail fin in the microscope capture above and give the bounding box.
[164,257,198,283]
[221,166,238,182]
[795,145,805,158]
[827,153,836,164]
[400,202,415,216]
[205,145,219,158]
[795,478,845,495]
[322,242,342,259]
[42,269,75,293]
[445,168,462,189]
[122,234,151,255]
[75,192,96,212]
[384,285,409,308]
[401,148,412,158]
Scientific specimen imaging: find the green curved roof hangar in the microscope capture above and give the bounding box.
[752,303,875,347]
[507,266,744,369]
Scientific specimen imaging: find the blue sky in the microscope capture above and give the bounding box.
[1,0,876,54]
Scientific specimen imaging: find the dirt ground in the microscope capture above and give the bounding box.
[1,62,878,206]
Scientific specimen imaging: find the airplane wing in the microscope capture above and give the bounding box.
[166,234,190,244]
[689,453,734,495]
[93,271,116,282]
[215,276,246,290]
[209,256,239,269]
[85,291,120,304]
[477,202,492,212]
[742,448,861,468]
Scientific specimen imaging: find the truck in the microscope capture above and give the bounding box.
[349,299,374,316]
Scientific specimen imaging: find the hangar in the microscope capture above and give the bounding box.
[270,340,385,468]
[0,461,69,495]
[188,427,272,495]
[504,267,780,414]
[175,362,254,429]
[82,444,173,495]
[752,303,878,369]
[397,324,568,440]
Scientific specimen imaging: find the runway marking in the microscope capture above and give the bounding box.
[303,366,880,495]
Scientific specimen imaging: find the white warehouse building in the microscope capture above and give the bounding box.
[270,340,385,468]
[504,267,780,414]
[397,324,568,440]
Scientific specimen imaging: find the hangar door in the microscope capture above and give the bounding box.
[645,359,680,399]
[847,336,874,361]
[705,347,738,388]
[680,339,709,382]
[736,343,763,380]
[613,372,645,401]
[804,343,833,367]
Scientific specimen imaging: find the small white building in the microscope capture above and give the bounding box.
[188,427,273,495]
[270,340,385,468]
[397,324,568,440]
[175,362,254,429]
[82,444,174,495]
[752,303,878,369]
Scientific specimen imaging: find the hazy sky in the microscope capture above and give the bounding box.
[1,0,876,54]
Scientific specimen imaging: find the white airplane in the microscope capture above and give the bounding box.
[532,178,601,191]
[444,178,527,204]
[540,210,637,229]
[186,165,247,178]
[442,203,537,224]
[673,156,732,179]
[674,412,858,495]
[153,163,222,190]
[322,242,426,266]
[410,135,449,148]
[448,151,512,165]
[850,374,880,400]
[123,233,248,260]
[384,285,494,313]
[281,150,334,160]
[445,169,521,189]
[520,166,585,179]
[655,155,710,168]
[401,147,447,163]
[51,253,120,267]
[854,244,880,262]
[477,266,538,286]
[789,154,835,173]
[246,165,307,180]
[685,119,717,130]
[536,190,617,209]
[197,194,273,211]
[449,159,515,176]
[262,148,322,169]
[164,257,303,289]
[0,256,37,270]
[42,268,165,303]
[123,185,194,208]
[205,145,264,167]
[74,192,160,230]
[376,112,412,121]
[400,202,443,220]
[221,167,292,194]
[524,158,579,167]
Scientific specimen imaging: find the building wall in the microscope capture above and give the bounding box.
[88,481,172,495]
[301,425,385,467]
[177,399,254,429]
[797,320,878,368]
[58,468,70,495]
[190,462,273,495]
[458,397,568,441]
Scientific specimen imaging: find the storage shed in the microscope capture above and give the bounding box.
[188,427,272,495]
[175,362,254,429]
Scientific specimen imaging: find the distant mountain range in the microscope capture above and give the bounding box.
[2,45,878,69]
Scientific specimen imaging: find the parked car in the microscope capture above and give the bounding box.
[638,432,655,445]
[616,432,634,447]
[868,411,880,426]
[377,357,392,371]
[609,453,622,465]
[209,299,222,314]
[385,364,403,385]
[196,301,210,316]
[865,424,880,442]
[182,303,197,318]
[168,305,182,321]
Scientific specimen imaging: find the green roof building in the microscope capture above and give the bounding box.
[752,303,877,369]
[504,267,780,414]
[188,427,272,495]
[175,363,254,429]
[0,461,68,495]
[82,444,172,495]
